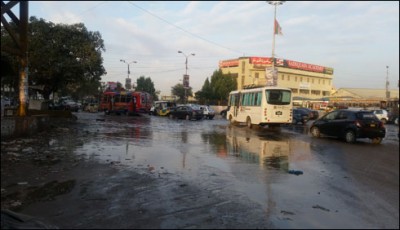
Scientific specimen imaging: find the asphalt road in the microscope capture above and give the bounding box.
[1,112,398,229]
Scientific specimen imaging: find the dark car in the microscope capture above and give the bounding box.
[297,108,319,120]
[220,107,228,119]
[310,109,385,144]
[169,105,203,120]
[292,108,310,124]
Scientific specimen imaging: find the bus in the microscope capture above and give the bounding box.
[226,86,293,128]
[99,90,153,115]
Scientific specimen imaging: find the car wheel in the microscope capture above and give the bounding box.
[310,126,320,138]
[345,130,356,143]
[246,117,252,129]
[229,115,235,125]
[371,137,382,144]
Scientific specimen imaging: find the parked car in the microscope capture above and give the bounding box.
[297,108,319,120]
[310,109,386,144]
[169,104,204,120]
[200,105,215,120]
[62,100,79,112]
[372,109,389,124]
[220,107,228,119]
[292,108,310,124]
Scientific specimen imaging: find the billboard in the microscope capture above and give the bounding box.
[265,67,278,86]
[125,78,132,90]
[183,74,189,88]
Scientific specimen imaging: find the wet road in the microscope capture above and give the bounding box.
[2,112,399,228]
[76,112,399,228]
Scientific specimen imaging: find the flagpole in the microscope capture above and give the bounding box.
[268,1,284,62]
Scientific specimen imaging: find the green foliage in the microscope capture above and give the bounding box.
[1,16,106,100]
[135,76,159,101]
[171,83,193,103]
[195,69,237,105]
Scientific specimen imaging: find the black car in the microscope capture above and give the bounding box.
[310,109,385,144]
[292,108,310,124]
[220,107,228,119]
[169,105,204,120]
[297,108,319,120]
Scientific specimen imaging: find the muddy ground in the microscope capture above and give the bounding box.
[1,112,399,229]
[1,116,273,229]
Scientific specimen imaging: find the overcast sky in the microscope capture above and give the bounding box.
[27,1,399,96]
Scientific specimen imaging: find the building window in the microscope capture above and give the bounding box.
[311,90,320,95]
[281,75,284,81]
[299,89,309,95]
[307,78,309,83]
[312,79,314,84]
[322,91,330,96]
[318,79,321,84]
[295,76,297,82]
[255,72,259,79]
[291,88,298,93]
[323,79,325,84]
[300,77,303,82]
[287,75,290,81]
[241,61,245,74]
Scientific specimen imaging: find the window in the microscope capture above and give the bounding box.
[287,75,290,81]
[255,72,259,79]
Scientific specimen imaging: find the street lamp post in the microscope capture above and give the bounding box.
[267,1,284,60]
[120,59,137,90]
[178,51,195,104]
[267,1,284,87]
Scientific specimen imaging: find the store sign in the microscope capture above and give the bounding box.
[287,60,324,73]
[299,83,310,89]
[250,57,273,66]
[219,59,239,68]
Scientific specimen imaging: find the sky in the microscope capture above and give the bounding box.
[24,1,400,96]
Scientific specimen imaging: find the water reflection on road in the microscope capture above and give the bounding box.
[71,112,398,228]
[75,113,315,175]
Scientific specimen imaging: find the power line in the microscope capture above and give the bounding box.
[127,2,244,56]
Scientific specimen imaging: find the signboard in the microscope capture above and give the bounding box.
[265,67,278,86]
[183,74,189,88]
[125,78,132,90]
[219,59,239,68]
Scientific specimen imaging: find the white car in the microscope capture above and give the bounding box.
[372,109,389,124]
[200,105,215,120]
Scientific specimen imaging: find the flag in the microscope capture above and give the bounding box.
[274,19,283,35]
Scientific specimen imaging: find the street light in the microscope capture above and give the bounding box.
[267,1,285,60]
[120,59,137,79]
[177,51,195,103]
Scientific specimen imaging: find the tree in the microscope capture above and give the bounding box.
[172,83,192,104]
[195,69,236,105]
[1,16,106,100]
[135,76,159,101]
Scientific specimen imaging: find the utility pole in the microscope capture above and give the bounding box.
[178,51,195,104]
[267,1,284,86]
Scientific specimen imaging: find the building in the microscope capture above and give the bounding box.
[219,57,334,100]
[330,88,399,110]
